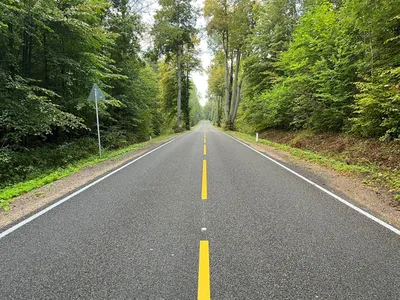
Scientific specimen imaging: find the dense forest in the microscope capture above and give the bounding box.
[0,0,203,188]
[204,0,400,141]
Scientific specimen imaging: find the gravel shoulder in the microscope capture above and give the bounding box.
[0,135,181,230]
[229,133,400,230]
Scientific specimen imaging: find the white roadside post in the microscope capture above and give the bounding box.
[88,84,106,157]
[256,132,259,142]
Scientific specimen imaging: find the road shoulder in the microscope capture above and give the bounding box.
[223,130,400,230]
[0,135,181,230]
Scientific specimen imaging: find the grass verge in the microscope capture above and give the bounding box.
[0,132,181,212]
[225,130,400,201]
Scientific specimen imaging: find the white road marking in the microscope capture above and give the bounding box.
[0,134,186,240]
[222,131,400,236]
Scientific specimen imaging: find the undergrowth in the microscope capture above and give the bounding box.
[227,131,400,202]
[0,132,179,211]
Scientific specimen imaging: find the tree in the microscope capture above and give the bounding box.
[207,54,225,126]
[182,39,202,129]
[344,0,400,139]
[243,0,300,96]
[152,0,198,131]
[189,84,204,126]
[205,0,254,128]
[0,0,171,189]
[231,0,400,139]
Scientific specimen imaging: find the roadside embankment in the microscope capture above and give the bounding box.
[0,132,183,221]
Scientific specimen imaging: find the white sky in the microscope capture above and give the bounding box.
[140,0,211,106]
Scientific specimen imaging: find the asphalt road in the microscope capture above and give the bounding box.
[1,121,400,299]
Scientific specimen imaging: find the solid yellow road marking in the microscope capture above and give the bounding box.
[198,240,210,300]
[204,144,207,156]
[202,160,207,200]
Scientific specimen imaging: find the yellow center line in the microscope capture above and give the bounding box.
[202,160,207,200]
[198,240,210,300]
[203,144,207,156]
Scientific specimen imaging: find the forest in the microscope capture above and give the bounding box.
[204,0,400,141]
[0,0,203,191]
[1,0,400,204]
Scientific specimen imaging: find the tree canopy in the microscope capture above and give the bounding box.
[205,0,400,140]
[0,0,203,188]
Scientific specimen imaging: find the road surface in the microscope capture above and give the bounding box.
[1,121,400,299]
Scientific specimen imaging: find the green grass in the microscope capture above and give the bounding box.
[225,130,400,200]
[0,132,181,212]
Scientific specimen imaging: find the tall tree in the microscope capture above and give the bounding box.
[152,0,198,131]
[205,0,254,128]
[207,53,225,127]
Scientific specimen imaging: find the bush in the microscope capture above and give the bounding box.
[0,138,98,189]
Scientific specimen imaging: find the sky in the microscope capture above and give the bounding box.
[141,0,211,106]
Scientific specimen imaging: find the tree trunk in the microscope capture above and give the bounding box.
[227,50,234,128]
[27,33,33,77]
[43,31,49,87]
[8,23,15,74]
[231,49,241,126]
[232,78,243,122]
[217,94,222,127]
[177,47,182,130]
[22,29,29,76]
[184,69,190,130]
[223,31,231,124]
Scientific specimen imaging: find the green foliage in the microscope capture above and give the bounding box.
[0,0,158,148]
[0,131,180,211]
[152,0,198,57]
[151,0,199,130]
[352,75,400,140]
[189,84,204,126]
[0,0,183,207]
[235,0,400,140]
[243,0,299,96]
[238,82,294,131]
[347,1,400,139]
[206,54,225,126]
[278,2,355,131]
[226,130,400,200]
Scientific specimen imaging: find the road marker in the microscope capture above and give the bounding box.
[204,144,207,156]
[202,160,208,200]
[198,240,210,300]
[0,135,186,240]
[222,132,400,236]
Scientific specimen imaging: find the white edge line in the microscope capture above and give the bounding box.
[0,135,184,240]
[221,131,400,236]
